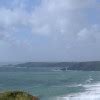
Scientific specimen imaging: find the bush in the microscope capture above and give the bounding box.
[0,91,39,100]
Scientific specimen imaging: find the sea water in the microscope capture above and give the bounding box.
[0,67,100,100]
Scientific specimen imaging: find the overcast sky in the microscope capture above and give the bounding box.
[0,0,100,62]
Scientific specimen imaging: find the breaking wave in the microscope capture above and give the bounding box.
[56,82,100,100]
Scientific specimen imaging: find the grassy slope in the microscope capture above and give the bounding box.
[0,91,38,100]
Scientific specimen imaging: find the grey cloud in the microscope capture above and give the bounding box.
[77,25,100,43]
[0,0,100,61]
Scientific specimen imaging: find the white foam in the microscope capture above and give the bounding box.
[56,82,100,100]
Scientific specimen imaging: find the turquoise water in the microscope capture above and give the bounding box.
[0,70,100,99]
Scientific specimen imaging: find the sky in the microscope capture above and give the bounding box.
[0,0,100,62]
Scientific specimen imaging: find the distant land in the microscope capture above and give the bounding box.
[1,61,100,71]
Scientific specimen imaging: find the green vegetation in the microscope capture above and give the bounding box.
[0,91,38,100]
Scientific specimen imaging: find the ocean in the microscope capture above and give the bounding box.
[0,67,100,100]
